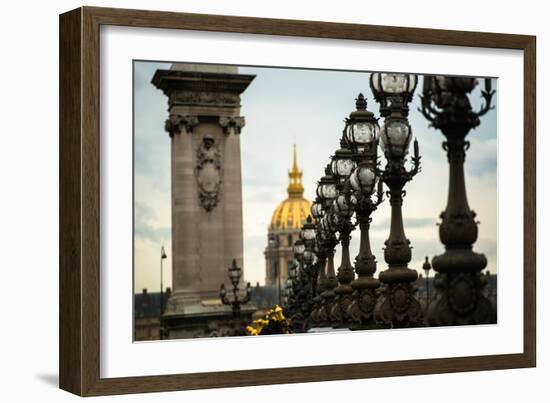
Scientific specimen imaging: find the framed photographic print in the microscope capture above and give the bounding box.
[59,6,536,396]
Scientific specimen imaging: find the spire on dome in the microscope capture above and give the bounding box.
[287,144,304,198]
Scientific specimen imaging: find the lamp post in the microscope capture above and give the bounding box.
[329,145,357,327]
[371,72,424,328]
[309,198,327,327]
[284,261,297,312]
[290,238,305,323]
[340,93,385,330]
[422,256,431,313]
[288,235,314,333]
[315,167,339,327]
[220,259,252,321]
[160,245,167,316]
[420,75,496,325]
[159,245,168,340]
[268,233,281,306]
[300,216,318,330]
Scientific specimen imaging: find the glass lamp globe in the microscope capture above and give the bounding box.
[316,182,322,199]
[311,202,324,219]
[331,149,356,180]
[372,72,417,94]
[303,250,314,265]
[321,182,337,199]
[316,172,338,205]
[336,194,351,214]
[228,260,241,286]
[289,264,296,280]
[343,93,380,154]
[380,118,412,157]
[301,216,317,243]
[302,227,316,241]
[350,165,376,194]
[349,121,380,153]
[293,240,305,256]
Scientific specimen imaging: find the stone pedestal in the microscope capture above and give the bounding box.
[152,64,256,338]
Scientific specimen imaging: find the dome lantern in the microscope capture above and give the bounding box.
[270,145,312,231]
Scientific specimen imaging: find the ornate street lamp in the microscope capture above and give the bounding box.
[317,213,339,327]
[308,199,328,327]
[220,259,252,321]
[371,72,424,328]
[301,215,317,248]
[370,72,417,117]
[159,245,168,340]
[284,260,297,317]
[328,140,358,327]
[302,216,319,328]
[309,255,326,327]
[317,164,339,205]
[159,245,168,316]
[329,194,356,327]
[286,238,304,320]
[311,199,325,221]
[293,238,306,258]
[268,233,282,306]
[315,164,339,325]
[338,94,386,329]
[420,75,496,325]
[342,93,380,154]
[287,218,319,333]
[282,261,297,310]
[331,146,356,185]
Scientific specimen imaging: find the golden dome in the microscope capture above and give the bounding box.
[270,145,311,230]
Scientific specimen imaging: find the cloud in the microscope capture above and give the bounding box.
[465,138,497,178]
[134,202,171,244]
[370,216,436,231]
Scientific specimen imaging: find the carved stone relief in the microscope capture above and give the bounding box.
[194,136,223,212]
[171,91,241,107]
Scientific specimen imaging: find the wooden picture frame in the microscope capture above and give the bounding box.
[59,6,536,396]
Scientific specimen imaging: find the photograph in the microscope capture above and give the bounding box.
[132,61,498,341]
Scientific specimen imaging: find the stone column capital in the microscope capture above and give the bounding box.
[219,116,246,135]
[165,114,199,137]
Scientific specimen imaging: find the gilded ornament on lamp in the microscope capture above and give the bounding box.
[246,305,290,336]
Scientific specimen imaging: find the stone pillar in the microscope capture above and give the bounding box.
[152,64,255,337]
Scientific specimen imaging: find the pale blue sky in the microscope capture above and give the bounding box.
[133,61,497,293]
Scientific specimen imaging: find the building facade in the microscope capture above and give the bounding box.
[265,146,311,292]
